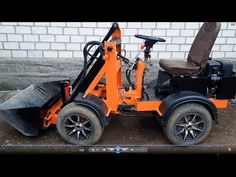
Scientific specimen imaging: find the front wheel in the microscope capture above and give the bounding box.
[56,103,103,145]
[163,103,213,145]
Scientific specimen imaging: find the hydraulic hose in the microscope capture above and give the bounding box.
[72,22,118,89]
[64,41,103,106]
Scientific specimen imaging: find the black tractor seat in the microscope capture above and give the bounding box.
[159,59,200,75]
[159,22,221,76]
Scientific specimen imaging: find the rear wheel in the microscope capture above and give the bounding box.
[56,103,103,145]
[163,103,212,145]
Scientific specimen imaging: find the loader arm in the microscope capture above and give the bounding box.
[0,22,121,136]
[68,22,120,103]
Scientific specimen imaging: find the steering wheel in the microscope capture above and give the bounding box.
[135,34,166,59]
[135,34,166,43]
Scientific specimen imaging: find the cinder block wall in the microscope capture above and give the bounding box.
[0,22,236,60]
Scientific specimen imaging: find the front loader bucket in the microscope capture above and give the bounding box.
[0,81,63,136]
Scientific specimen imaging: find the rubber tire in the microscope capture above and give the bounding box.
[163,103,212,146]
[56,102,103,145]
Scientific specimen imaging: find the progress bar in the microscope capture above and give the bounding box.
[88,146,148,153]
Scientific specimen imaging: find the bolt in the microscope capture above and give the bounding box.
[107,46,113,52]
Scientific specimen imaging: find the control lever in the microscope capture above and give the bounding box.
[135,43,145,60]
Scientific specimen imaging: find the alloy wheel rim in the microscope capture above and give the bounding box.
[64,114,94,141]
[174,113,206,142]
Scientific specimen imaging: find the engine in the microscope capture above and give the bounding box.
[155,60,236,100]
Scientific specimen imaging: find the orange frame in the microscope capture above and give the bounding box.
[42,25,229,127]
[82,26,163,116]
[81,25,228,117]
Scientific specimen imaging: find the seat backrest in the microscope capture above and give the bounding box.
[187,22,221,68]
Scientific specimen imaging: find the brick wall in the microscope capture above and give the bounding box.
[0,22,236,60]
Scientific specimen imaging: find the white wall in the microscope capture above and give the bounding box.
[0,22,236,60]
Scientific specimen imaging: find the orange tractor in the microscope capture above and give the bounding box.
[0,22,235,145]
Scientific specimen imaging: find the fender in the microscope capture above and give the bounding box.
[74,94,109,126]
[159,91,218,126]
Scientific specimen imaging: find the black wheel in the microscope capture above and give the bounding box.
[56,103,103,145]
[163,103,212,145]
